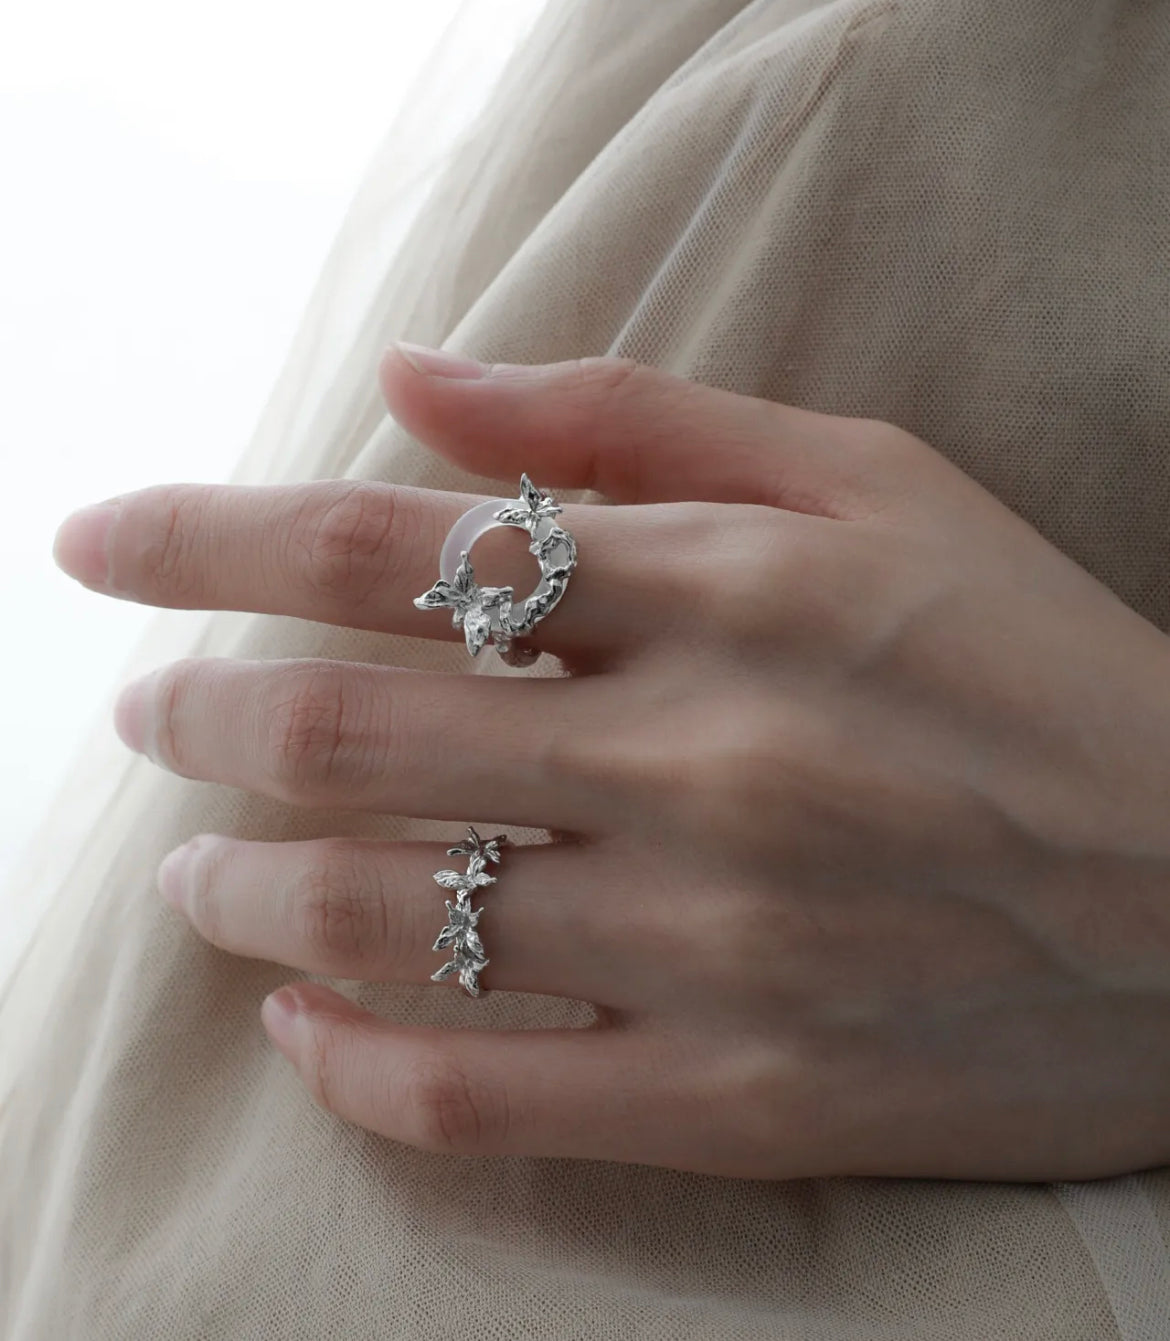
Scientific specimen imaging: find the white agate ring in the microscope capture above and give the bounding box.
[413,474,577,666]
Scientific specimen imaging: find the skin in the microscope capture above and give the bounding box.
[51,346,1170,1181]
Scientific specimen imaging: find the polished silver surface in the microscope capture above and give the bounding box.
[413,474,577,665]
[429,826,508,997]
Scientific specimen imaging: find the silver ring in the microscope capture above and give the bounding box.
[429,827,507,996]
[413,474,577,665]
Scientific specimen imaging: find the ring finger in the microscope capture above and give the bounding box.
[159,832,633,1004]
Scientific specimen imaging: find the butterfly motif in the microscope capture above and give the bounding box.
[446,825,506,866]
[430,953,489,997]
[431,899,489,995]
[432,865,497,897]
[493,473,562,532]
[432,898,487,958]
[429,827,507,996]
[412,551,513,656]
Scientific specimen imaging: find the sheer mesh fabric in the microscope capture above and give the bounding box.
[3,1,1170,1336]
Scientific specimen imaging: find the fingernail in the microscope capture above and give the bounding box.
[392,341,486,380]
[262,989,302,1051]
[157,842,193,910]
[114,671,158,755]
[53,501,120,587]
[159,834,229,913]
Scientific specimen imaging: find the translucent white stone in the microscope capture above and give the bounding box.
[438,498,516,582]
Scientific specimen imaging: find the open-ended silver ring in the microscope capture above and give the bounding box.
[428,826,507,997]
[413,474,577,667]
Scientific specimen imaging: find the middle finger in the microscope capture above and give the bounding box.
[116,656,615,832]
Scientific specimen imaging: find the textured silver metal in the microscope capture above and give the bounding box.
[429,826,507,997]
[413,474,577,665]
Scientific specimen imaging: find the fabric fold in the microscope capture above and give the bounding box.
[4,0,1169,1335]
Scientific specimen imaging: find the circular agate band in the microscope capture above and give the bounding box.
[414,475,578,664]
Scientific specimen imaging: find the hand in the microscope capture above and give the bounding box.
[52,346,1170,1181]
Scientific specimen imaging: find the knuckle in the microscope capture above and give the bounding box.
[695,513,874,653]
[570,690,797,852]
[705,1035,834,1177]
[557,357,670,498]
[694,719,780,824]
[133,485,213,601]
[297,482,402,607]
[848,417,921,469]
[835,418,930,516]
[677,704,857,876]
[695,515,813,644]
[564,354,644,399]
[665,702,800,852]
[637,501,728,606]
[291,841,388,967]
[299,1016,343,1115]
[264,664,354,797]
[703,893,818,987]
[398,1055,504,1155]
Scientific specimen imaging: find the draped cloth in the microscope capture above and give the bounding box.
[4,0,1170,1335]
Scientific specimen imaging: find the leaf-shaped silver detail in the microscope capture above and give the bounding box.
[430,826,506,993]
[519,473,543,510]
[493,506,530,528]
[463,605,492,656]
[451,550,477,598]
[413,579,459,611]
[523,474,560,517]
[493,476,562,533]
[415,550,481,616]
[478,589,515,632]
[433,925,459,951]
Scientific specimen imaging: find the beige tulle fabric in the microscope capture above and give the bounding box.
[5,0,1170,1335]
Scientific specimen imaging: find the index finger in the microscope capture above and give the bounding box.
[51,479,689,660]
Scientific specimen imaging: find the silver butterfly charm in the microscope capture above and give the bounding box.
[412,550,514,656]
[429,827,508,997]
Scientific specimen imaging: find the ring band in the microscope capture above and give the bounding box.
[429,827,507,997]
[413,474,577,665]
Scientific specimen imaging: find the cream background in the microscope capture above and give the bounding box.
[4,1,1170,1336]
[0,0,545,985]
